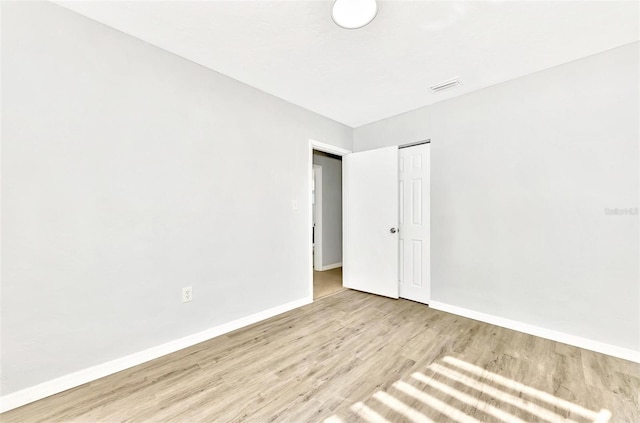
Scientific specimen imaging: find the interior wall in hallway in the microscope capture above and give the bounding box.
[313,151,343,268]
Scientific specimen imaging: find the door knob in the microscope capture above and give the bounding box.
[390,228,397,234]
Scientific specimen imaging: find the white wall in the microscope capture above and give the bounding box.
[312,152,343,267]
[354,42,640,354]
[0,1,351,395]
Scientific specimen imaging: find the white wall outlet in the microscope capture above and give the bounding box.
[182,286,193,303]
[291,199,298,211]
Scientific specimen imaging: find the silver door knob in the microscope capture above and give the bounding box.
[390,228,397,233]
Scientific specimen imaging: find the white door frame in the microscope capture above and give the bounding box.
[308,139,351,300]
[312,164,323,271]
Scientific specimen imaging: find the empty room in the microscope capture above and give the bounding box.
[1,0,638,422]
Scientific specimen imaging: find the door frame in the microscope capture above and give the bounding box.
[308,139,351,300]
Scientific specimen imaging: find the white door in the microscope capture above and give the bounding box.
[398,144,430,304]
[343,146,399,299]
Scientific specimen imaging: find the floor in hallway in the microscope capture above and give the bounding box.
[313,266,345,300]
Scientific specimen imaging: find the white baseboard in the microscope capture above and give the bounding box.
[319,262,342,271]
[0,296,312,413]
[429,301,640,363]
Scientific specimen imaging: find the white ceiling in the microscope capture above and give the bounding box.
[55,0,639,127]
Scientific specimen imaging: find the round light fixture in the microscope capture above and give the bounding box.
[331,0,378,30]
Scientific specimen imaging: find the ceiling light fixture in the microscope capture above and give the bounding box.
[332,0,378,30]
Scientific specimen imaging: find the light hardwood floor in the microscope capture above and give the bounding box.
[313,267,344,300]
[2,289,638,422]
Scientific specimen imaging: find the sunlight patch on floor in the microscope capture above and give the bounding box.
[372,391,434,423]
[392,380,480,423]
[442,356,611,423]
[426,363,576,422]
[323,355,612,423]
[350,402,392,423]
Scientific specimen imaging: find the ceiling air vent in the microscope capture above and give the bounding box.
[430,78,462,94]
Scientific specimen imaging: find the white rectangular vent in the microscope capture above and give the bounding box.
[430,78,462,94]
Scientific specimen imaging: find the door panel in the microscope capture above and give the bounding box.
[399,144,430,304]
[343,147,399,299]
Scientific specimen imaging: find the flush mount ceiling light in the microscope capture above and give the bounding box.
[332,0,378,30]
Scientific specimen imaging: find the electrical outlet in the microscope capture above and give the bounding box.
[182,286,193,303]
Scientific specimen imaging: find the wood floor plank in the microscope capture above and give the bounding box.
[2,289,638,422]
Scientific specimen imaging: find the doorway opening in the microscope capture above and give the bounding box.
[312,149,344,300]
